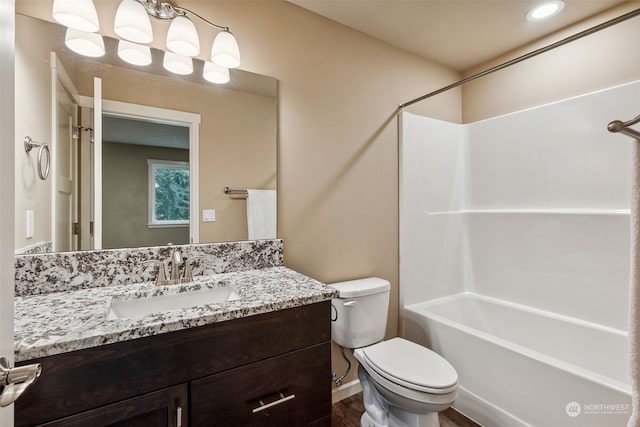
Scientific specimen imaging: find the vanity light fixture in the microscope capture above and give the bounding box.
[203,61,230,84]
[52,0,240,84]
[527,1,565,21]
[114,0,154,44]
[163,51,193,75]
[52,0,100,32]
[64,28,105,57]
[132,0,241,69]
[210,30,241,69]
[117,40,153,66]
[166,15,200,57]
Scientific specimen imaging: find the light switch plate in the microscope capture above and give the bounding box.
[26,210,34,239]
[202,209,216,222]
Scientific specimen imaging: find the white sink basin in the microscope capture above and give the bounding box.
[107,284,241,320]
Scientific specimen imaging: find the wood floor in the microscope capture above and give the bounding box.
[332,392,481,427]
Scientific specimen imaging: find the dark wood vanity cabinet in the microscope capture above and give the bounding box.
[15,301,332,427]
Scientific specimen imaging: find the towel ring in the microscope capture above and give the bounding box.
[24,137,50,180]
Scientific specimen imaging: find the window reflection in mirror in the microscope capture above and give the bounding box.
[149,160,190,226]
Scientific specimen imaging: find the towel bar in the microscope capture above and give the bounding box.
[608,114,640,139]
[224,187,248,197]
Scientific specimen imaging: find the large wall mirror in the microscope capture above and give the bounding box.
[14,12,278,254]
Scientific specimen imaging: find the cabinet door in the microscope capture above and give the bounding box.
[191,342,331,427]
[39,384,187,427]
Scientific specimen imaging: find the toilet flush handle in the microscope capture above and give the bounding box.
[344,300,357,307]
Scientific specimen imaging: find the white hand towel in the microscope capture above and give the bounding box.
[629,139,640,427]
[246,189,276,240]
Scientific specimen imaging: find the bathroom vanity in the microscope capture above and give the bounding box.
[16,301,330,426]
[13,241,336,427]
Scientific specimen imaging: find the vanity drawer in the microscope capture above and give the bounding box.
[190,342,331,426]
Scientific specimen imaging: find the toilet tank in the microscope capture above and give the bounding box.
[329,277,391,349]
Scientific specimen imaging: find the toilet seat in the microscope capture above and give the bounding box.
[359,360,458,407]
[358,338,458,395]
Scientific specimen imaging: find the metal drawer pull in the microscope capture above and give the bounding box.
[252,393,296,413]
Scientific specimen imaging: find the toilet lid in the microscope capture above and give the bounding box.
[362,338,458,392]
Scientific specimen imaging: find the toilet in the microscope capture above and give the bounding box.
[330,278,458,427]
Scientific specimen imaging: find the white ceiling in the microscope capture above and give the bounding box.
[289,0,629,71]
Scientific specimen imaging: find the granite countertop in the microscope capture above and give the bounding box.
[15,266,338,362]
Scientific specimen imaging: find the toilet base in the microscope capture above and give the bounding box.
[358,364,444,427]
[361,412,387,427]
[360,407,440,427]
[389,406,439,427]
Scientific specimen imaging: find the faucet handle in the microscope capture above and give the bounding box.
[182,258,193,283]
[187,256,206,270]
[143,260,168,286]
[157,261,168,285]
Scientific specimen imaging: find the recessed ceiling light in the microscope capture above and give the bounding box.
[527,1,565,21]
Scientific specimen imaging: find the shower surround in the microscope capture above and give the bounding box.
[400,81,639,427]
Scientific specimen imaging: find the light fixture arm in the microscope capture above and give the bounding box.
[135,0,230,31]
[174,6,229,32]
[136,0,178,20]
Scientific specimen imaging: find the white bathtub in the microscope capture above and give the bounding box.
[402,293,631,427]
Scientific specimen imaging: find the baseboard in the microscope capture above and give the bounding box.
[332,379,363,404]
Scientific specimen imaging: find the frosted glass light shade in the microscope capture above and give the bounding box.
[52,0,99,32]
[65,28,105,57]
[114,0,153,44]
[211,30,240,68]
[163,52,193,75]
[117,40,152,66]
[203,62,229,84]
[166,16,200,57]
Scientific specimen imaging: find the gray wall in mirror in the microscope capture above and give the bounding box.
[14,14,278,254]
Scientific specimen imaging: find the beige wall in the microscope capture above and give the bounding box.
[102,142,189,249]
[14,14,55,251]
[15,1,462,387]
[462,2,640,122]
[14,14,80,252]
